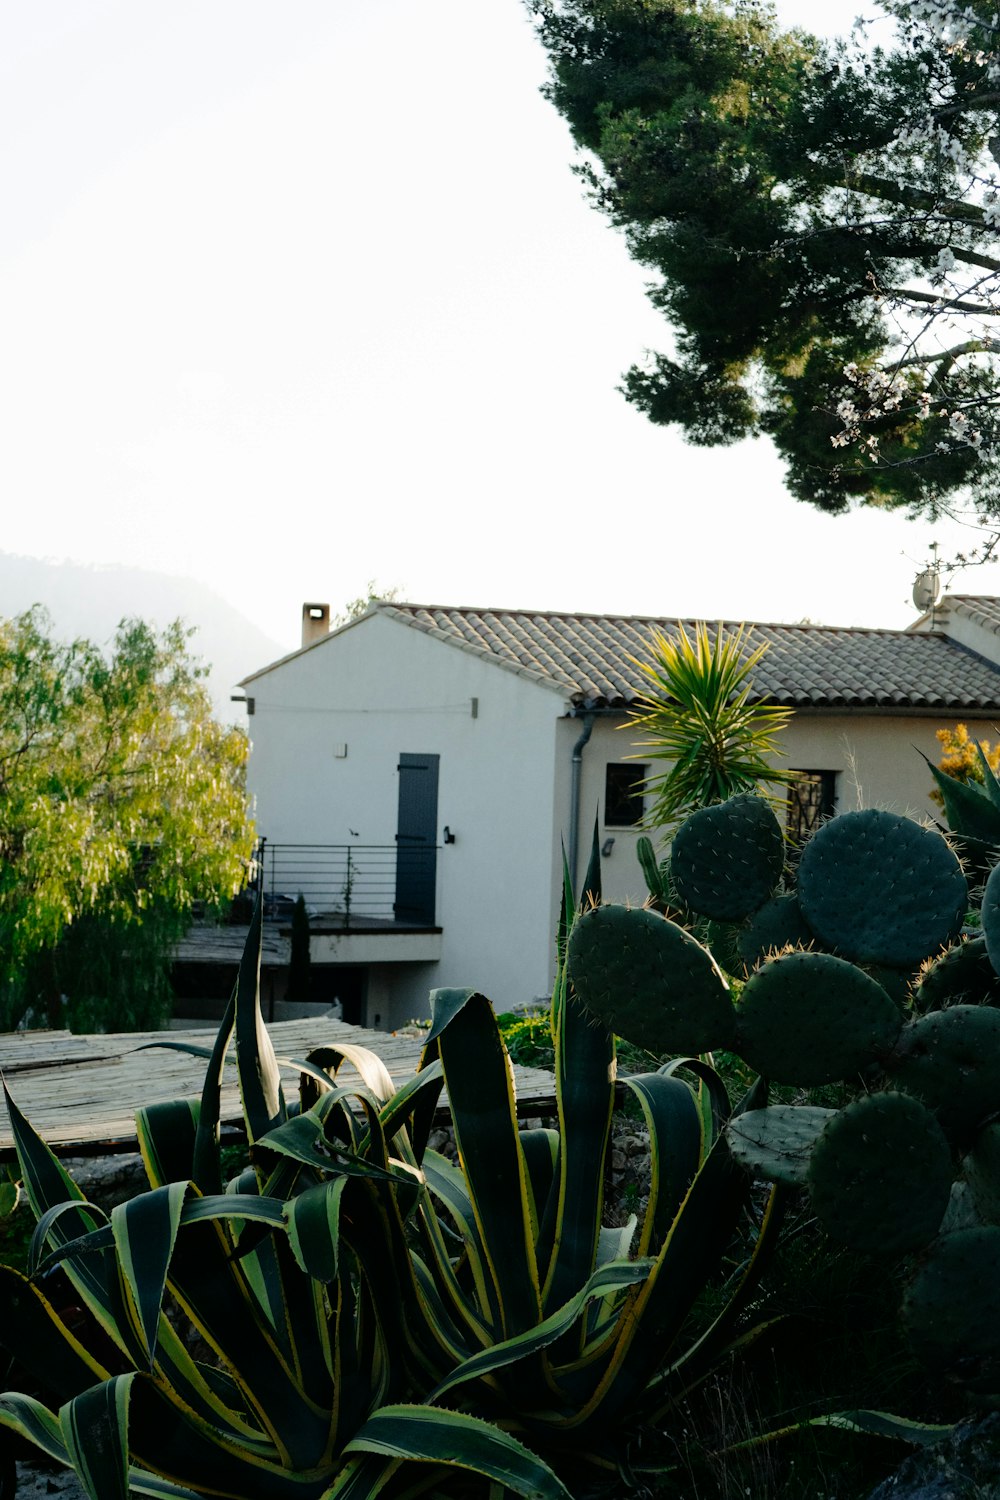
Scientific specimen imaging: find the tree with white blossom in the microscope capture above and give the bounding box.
[529,0,1000,556]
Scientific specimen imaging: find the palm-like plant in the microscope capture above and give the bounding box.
[628,622,794,833]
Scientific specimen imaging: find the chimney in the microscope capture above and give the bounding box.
[301,602,331,649]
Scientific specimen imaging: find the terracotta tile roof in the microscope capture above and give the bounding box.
[378,603,1000,713]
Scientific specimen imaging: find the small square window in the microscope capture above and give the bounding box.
[605,763,647,827]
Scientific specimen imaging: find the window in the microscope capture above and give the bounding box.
[786,770,837,845]
[605,763,647,826]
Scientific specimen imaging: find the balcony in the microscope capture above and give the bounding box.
[255,841,442,965]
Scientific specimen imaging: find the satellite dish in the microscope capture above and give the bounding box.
[912,567,941,611]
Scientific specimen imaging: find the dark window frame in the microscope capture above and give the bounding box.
[786,769,837,845]
[605,762,647,827]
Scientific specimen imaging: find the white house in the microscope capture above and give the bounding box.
[236,596,1000,1030]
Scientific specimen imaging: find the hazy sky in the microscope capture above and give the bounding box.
[1,0,988,653]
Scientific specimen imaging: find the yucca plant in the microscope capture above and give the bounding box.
[628,622,794,833]
[0,851,787,1498]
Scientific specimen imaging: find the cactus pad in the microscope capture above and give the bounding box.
[670,795,784,922]
[888,1005,1000,1141]
[902,1226,1000,1373]
[567,904,737,1055]
[796,809,967,969]
[915,937,1000,1013]
[965,1121,1000,1226]
[737,893,813,971]
[734,951,902,1085]
[726,1104,835,1185]
[806,1093,953,1256]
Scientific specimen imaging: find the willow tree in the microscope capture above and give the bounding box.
[529,0,1000,540]
[0,610,254,1030]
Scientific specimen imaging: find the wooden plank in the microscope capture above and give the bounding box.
[0,1018,557,1160]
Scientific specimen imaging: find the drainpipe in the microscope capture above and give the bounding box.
[568,710,596,892]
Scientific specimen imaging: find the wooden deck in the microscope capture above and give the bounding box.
[0,1018,558,1161]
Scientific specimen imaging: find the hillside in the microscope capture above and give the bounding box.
[0,553,287,722]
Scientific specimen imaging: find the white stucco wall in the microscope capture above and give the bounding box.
[243,614,568,1026]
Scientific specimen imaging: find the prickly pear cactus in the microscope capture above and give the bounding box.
[902,1226,1000,1378]
[737,892,813,972]
[567,904,737,1055]
[726,1104,835,1185]
[670,795,784,922]
[806,1093,953,1257]
[734,951,902,1086]
[915,936,1000,1013]
[796,809,967,970]
[964,1121,1000,1227]
[888,1005,1000,1142]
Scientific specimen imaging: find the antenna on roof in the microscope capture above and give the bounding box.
[912,541,941,620]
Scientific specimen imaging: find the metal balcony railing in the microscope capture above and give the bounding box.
[254,841,438,928]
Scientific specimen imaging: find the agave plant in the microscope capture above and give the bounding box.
[0,850,788,1498]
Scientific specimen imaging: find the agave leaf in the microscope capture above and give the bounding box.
[920,751,1000,842]
[541,968,614,1319]
[339,1406,573,1500]
[0,1267,111,1397]
[59,1372,134,1500]
[236,896,286,1147]
[569,1135,750,1429]
[427,1258,651,1407]
[284,1177,348,1283]
[0,1391,72,1464]
[295,1042,395,1106]
[622,1073,706,1257]
[136,1099,202,1191]
[377,1059,444,1166]
[666,1179,796,1396]
[112,1183,189,1370]
[976,743,1000,811]
[434,992,541,1340]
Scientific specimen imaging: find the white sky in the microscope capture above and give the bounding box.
[1,0,990,653]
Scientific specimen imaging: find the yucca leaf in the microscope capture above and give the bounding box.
[340,1406,573,1500]
[59,1372,134,1500]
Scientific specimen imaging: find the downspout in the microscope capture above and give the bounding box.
[568,709,596,892]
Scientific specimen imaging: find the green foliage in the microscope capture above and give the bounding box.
[0,873,797,1498]
[628,622,792,834]
[287,895,312,1007]
[566,782,1000,1403]
[0,608,254,1031]
[494,1009,555,1069]
[528,0,1000,521]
